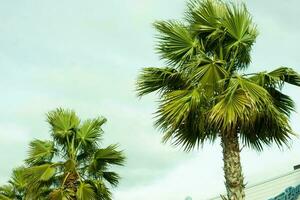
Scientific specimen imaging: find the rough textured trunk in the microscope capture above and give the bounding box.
[65,172,78,199]
[220,130,245,200]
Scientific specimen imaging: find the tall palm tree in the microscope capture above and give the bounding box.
[136,0,300,199]
[21,108,125,200]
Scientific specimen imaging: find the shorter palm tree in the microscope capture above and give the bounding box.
[0,185,15,200]
[0,167,27,200]
[1,108,125,200]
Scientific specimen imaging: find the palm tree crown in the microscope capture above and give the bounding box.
[137,0,300,151]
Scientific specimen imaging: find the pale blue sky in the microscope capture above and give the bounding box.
[0,0,299,199]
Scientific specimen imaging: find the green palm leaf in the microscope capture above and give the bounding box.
[9,167,27,194]
[251,67,300,88]
[25,163,57,191]
[222,4,257,46]
[76,183,96,200]
[49,188,72,200]
[102,172,120,187]
[94,145,125,166]
[155,88,215,150]
[47,108,80,144]
[136,67,189,96]
[77,117,106,148]
[222,3,258,70]
[26,140,55,166]
[250,67,300,117]
[154,20,200,66]
[239,105,292,151]
[0,185,14,200]
[268,67,300,86]
[189,58,228,95]
[209,76,272,130]
[186,0,225,34]
[268,88,295,116]
[0,195,12,200]
[89,180,112,200]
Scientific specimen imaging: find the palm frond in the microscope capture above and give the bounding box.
[154,88,216,150]
[251,67,300,88]
[102,172,120,187]
[154,20,200,66]
[24,164,57,191]
[76,182,96,200]
[186,0,225,35]
[25,140,55,166]
[268,88,295,117]
[239,104,292,151]
[222,3,257,47]
[0,194,13,200]
[77,117,106,148]
[222,3,258,70]
[188,57,228,95]
[269,67,300,86]
[9,167,27,193]
[136,67,189,97]
[156,89,204,134]
[49,188,73,200]
[209,76,272,131]
[94,145,125,166]
[88,180,112,200]
[90,180,112,200]
[47,108,80,144]
[0,185,15,200]
[249,67,300,117]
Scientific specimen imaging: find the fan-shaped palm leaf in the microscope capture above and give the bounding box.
[77,117,106,148]
[25,163,57,192]
[94,145,125,166]
[49,188,73,200]
[137,67,189,96]
[88,180,112,200]
[47,108,80,144]
[0,185,14,200]
[186,0,225,36]
[209,76,273,130]
[26,140,55,166]
[251,67,300,88]
[102,172,120,187]
[76,182,96,200]
[154,21,200,66]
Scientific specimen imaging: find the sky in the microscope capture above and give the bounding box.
[0,0,299,199]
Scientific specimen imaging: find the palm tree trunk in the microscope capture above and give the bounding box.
[64,172,78,199]
[220,130,245,200]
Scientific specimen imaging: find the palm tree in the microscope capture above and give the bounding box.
[0,185,15,200]
[136,0,300,199]
[0,167,27,200]
[22,108,125,200]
